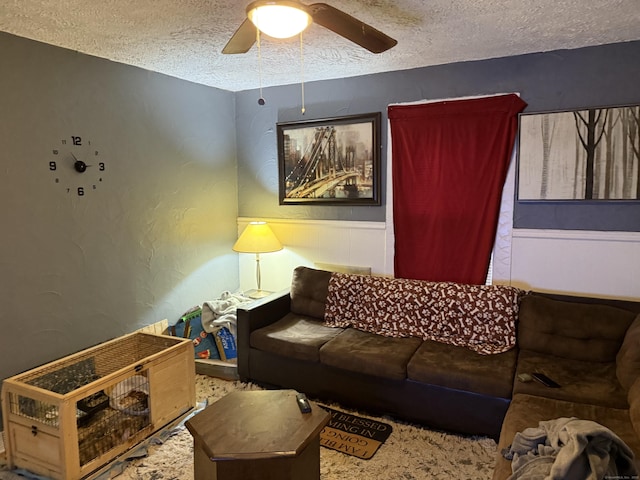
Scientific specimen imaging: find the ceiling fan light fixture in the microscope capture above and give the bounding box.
[247,1,312,39]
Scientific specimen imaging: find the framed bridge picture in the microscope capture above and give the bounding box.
[277,112,381,205]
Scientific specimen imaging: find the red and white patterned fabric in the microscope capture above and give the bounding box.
[324,273,523,355]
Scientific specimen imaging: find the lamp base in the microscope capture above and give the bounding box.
[246,289,272,299]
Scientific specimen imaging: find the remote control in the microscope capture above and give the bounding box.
[531,372,561,388]
[296,393,312,413]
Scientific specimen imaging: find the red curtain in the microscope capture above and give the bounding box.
[388,94,526,284]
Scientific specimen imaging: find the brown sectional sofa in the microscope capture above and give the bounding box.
[493,294,640,478]
[236,266,640,476]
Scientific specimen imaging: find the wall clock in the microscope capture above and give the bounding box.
[49,135,106,196]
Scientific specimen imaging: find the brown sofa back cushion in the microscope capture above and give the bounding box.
[617,314,640,391]
[290,266,332,320]
[518,295,635,362]
[628,376,640,440]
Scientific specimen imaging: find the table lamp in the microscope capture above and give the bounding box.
[233,221,283,298]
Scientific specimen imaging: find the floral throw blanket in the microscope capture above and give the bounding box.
[324,273,523,355]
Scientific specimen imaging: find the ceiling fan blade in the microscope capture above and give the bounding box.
[222,18,257,54]
[308,3,397,53]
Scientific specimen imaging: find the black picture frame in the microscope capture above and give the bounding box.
[277,112,381,205]
[517,104,640,201]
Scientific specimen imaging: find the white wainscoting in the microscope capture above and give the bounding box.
[510,229,640,301]
[236,218,390,294]
[236,219,640,302]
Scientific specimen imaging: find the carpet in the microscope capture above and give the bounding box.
[0,375,499,480]
[319,406,392,459]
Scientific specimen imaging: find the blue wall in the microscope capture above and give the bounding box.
[235,40,640,231]
[0,32,240,384]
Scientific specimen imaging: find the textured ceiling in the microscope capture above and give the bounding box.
[1,0,639,92]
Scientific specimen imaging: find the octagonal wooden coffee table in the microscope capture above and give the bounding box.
[186,390,330,480]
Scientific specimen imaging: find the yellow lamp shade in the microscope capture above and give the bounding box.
[233,222,283,254]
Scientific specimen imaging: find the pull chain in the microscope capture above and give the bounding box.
[300,31,305,115]
[257,27,265,105]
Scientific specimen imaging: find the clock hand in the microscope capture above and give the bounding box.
[69,152,92,172]
[74,159,88,173]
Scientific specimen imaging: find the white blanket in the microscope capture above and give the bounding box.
[201,291,252,339]
[505,417,637,480]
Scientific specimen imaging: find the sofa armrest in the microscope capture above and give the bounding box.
[236,289,291,380]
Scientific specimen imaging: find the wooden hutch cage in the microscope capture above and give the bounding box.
[1,331,195,480]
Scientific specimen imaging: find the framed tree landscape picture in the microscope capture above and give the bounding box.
[517,104,640,201]
[277,112,381,205]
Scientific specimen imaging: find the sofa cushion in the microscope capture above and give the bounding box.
[628,377,640,443]
[493,393,640,480]
[407,339,517,398]
[290,266,332,320]
[514,350,628,409]
[291,267,331,320]
[518,295,635,362]
[617,314,640,391]
[250,312,344,362]
[319,328,422,380]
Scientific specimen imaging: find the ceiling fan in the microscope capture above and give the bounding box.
[222,1,398,54]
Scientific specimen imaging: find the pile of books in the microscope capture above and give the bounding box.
[169,307,237,362]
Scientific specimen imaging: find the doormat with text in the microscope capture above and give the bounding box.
[319,406,392,460]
